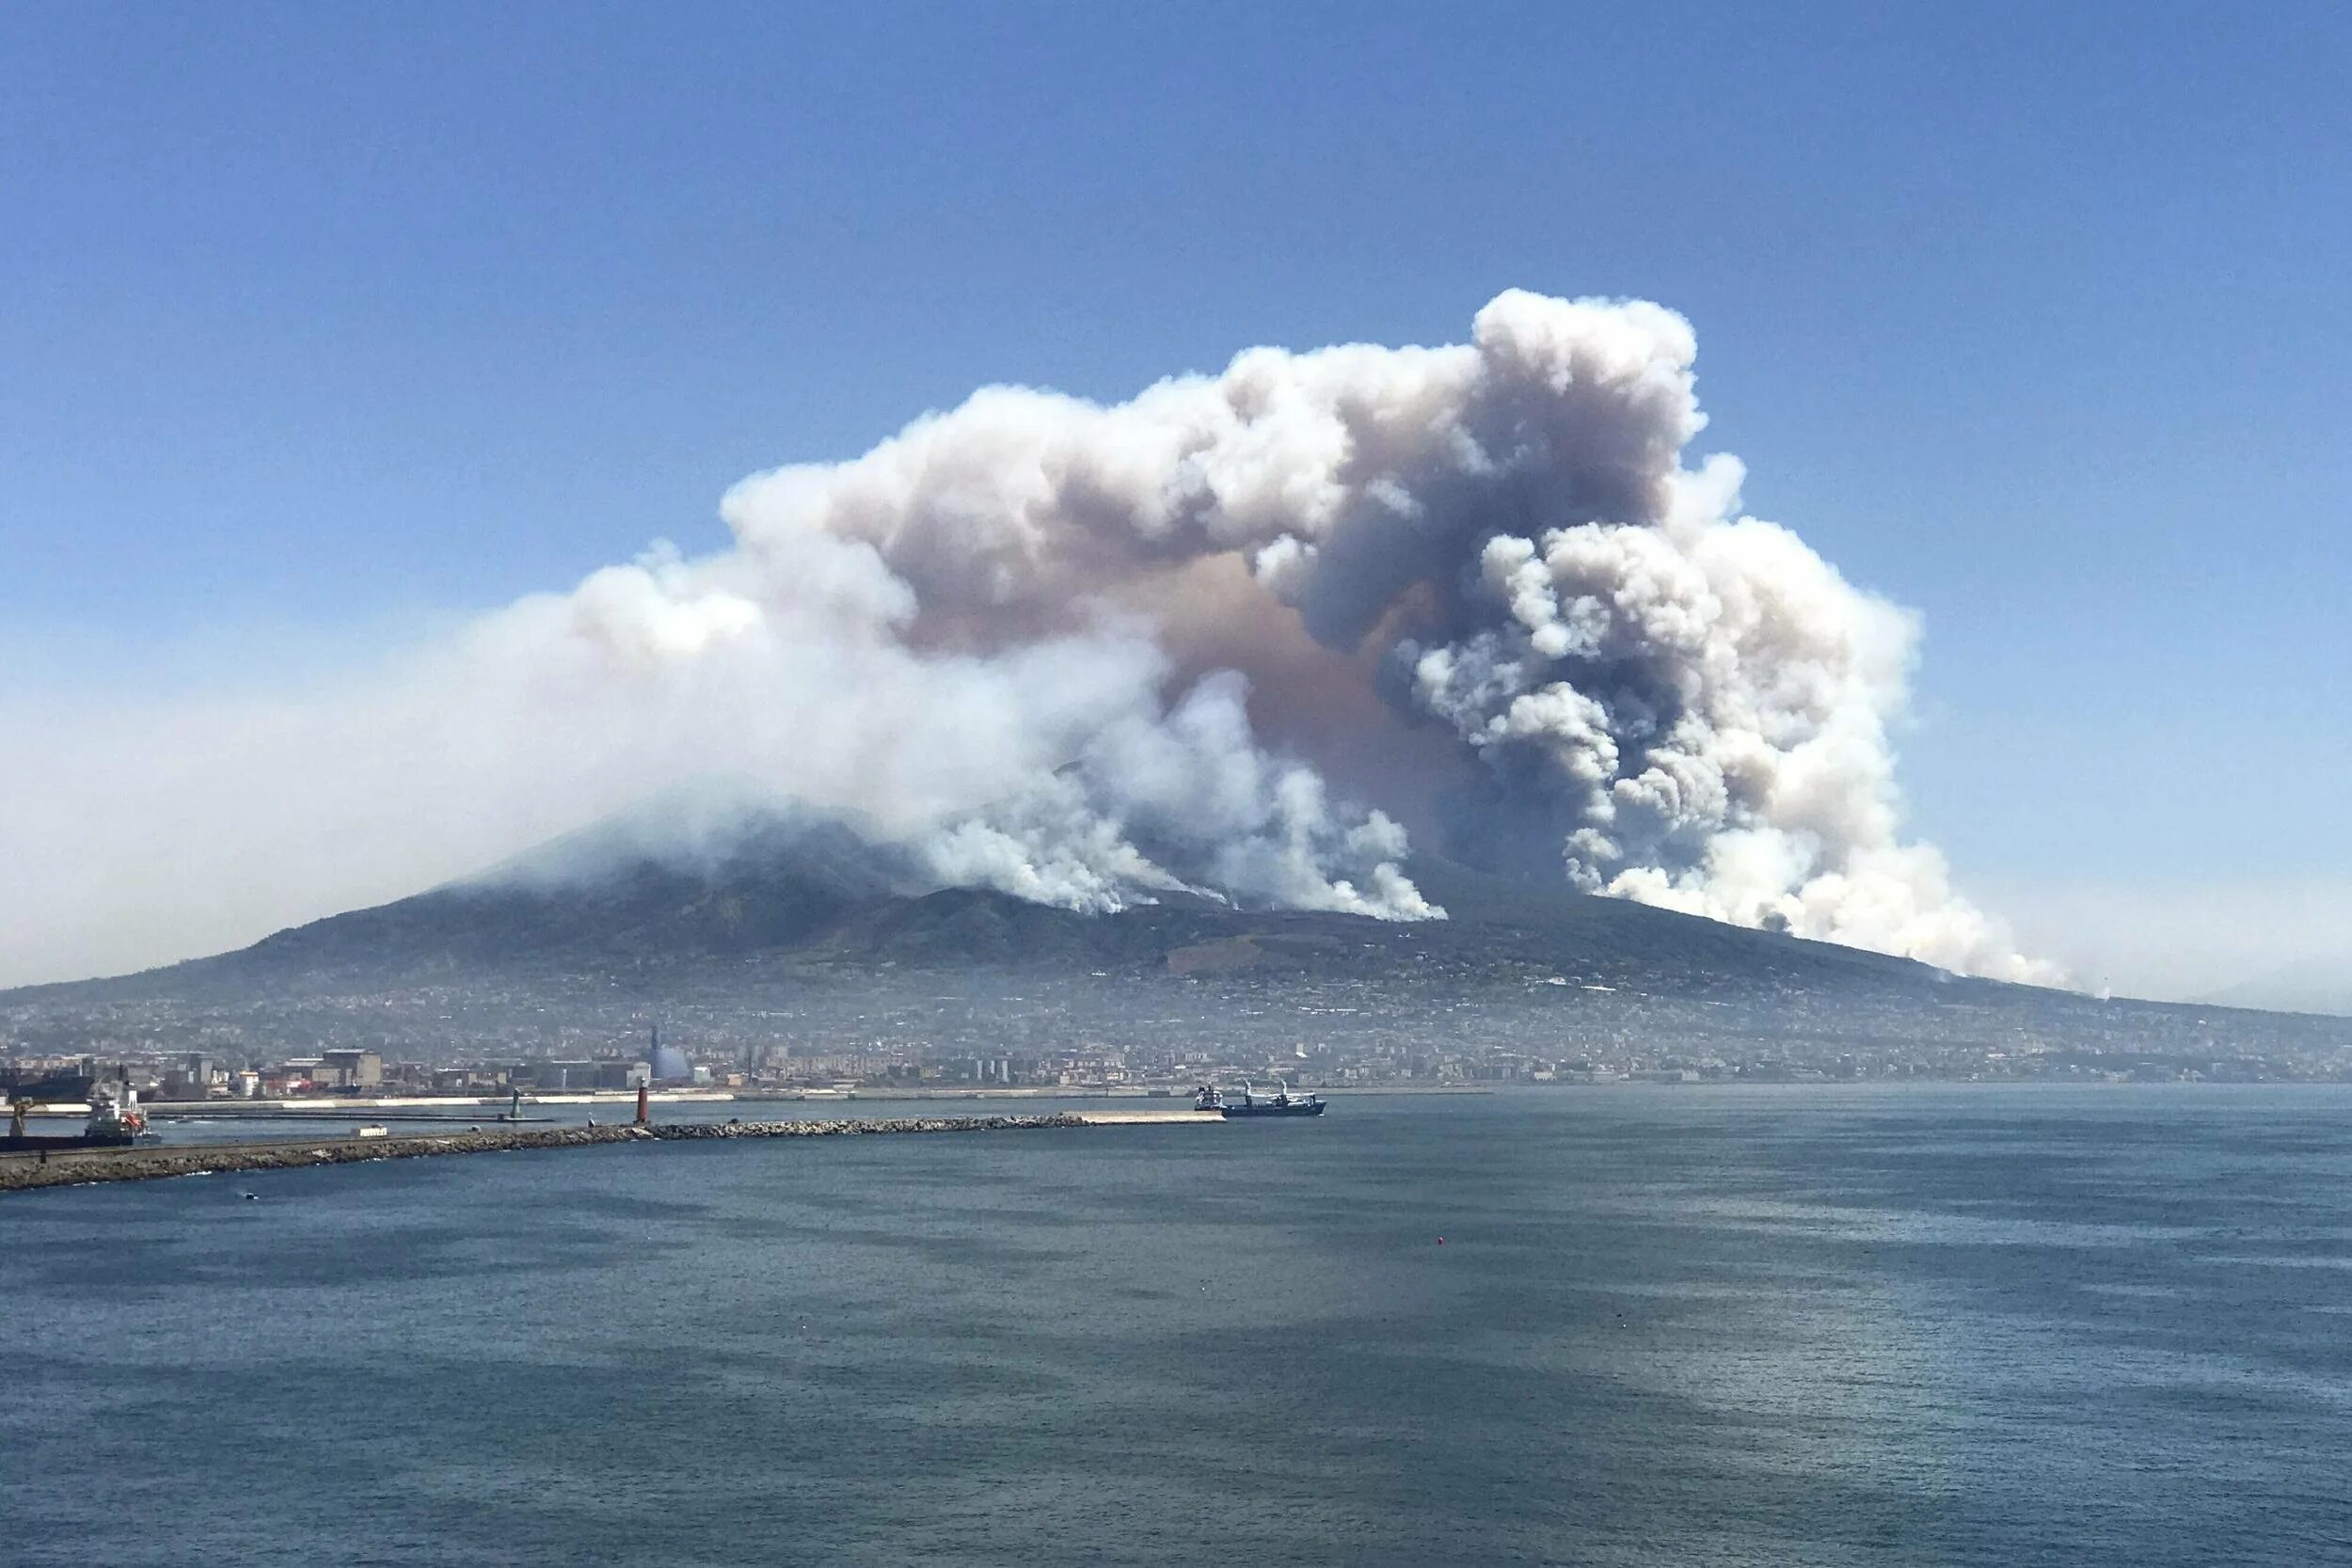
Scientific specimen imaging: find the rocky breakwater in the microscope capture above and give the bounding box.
[0,1114,1091,1195]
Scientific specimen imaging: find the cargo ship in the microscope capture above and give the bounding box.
[3,1086,152,1152]
[1195,1082,1325,1118]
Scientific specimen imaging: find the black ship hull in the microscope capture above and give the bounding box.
[2,1132,138,1152]
[1221,1101,1325,1117]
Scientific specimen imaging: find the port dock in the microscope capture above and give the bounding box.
[0,1108,1221,1195]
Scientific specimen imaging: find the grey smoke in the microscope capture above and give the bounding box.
[713,289,2050,980]
[0,290,2051,986]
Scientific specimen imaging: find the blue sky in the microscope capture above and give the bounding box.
[5,3,2348,996]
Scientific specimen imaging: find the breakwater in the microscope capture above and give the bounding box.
[0,1114,1094,1195]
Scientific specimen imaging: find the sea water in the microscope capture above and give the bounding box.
[4,1085,2348,1566]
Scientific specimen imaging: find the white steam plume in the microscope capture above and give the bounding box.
[0,289,2049,987]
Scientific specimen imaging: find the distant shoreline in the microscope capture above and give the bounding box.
[11,1084,1495,1118]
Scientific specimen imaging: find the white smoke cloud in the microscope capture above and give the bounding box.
[0,288,2052,987]
[712,288,2049,980]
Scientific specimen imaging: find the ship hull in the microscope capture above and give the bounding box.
[2,1132,139,1152]
[1220,1102,1325,1117]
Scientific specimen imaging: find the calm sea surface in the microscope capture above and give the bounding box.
[5,1085,2349,1566]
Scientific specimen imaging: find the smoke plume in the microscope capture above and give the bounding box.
[0,290,2053,986]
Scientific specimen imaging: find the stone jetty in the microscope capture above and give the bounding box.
[0,1114,1096,1195]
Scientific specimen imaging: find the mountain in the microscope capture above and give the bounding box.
[7,799,2346,1070]
[10,798,1998,1006]
[56,798,943,999]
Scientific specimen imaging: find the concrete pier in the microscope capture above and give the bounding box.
[0,1110,1217,1196]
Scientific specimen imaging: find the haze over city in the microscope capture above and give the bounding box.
[4,4,2347,1008]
